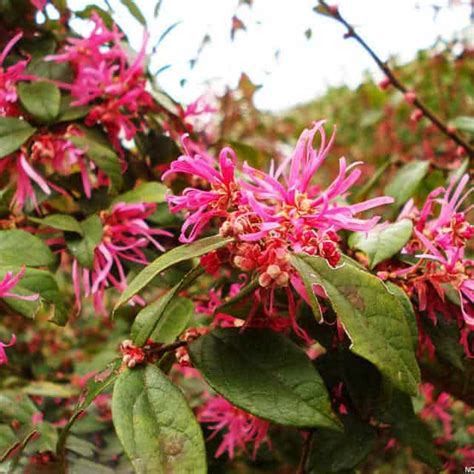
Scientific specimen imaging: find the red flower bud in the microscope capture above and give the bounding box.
[404,91,416,105]
[378,77,391,91]
[410,109,423,123]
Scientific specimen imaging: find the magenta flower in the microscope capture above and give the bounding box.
[72,202,172,315]
[164,121,393,339]
[0,334,16,366]
[47,14,153,150]
[0,267,39,301]
[198,395,270,459]
[30,0,46,10]
[163,138,239,242]
[0,32,29,113]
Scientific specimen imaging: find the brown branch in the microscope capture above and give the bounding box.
[317,1,474,160]
[296,431,313,474]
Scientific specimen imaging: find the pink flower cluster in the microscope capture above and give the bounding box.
[0,32,29,115]
[0,128,105,210]
[385,175,473,356]
[198,395,270,459]
[47,14,154,151]
[72,202,171,315]
[164,121,392,334]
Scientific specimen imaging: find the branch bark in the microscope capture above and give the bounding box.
[317,1,474,160]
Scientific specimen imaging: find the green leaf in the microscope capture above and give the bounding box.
[112,182,168,205]
[18,81,61,122]
[0,265,68,324]
[0,117,36,159]
[150,297,193,343]
[0,229,55,266]
[57,360,120,458]
[348,219,413,269]
[115,235,233,309]
[290,254,420,395]
[29,214,83,235]
[289,256,323,321]
[65,215,103,269]
[69,135,122,191]
[112,365,206,473]
[306,416,376,473]
[450,115,474,134]
[214,278,260,319]
[384,161,430,208]
[131,266,202,346]
[119,0,146,25]
[189,328,341,429]
[57,96,91,122]
[22,382,79,398]
[385,282,418,350]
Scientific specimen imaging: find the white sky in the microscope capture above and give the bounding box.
[67,0,472,111]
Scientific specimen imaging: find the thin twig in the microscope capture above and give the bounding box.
[296,431,313,474]
[317,0,474,159]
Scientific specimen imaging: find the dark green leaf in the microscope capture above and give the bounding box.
[290,254,420,395]
[384,161,430,208]
[18,81,61,122]
[0,117,36,159]
[290,256,323,321]
[189,328,341,429]
[0,229,55,266]
[115,235,233,309]
[131,266,202,346]
[150,297,193,343]
[66,215,103,269]
[57,96,91,122]
[307,416,376,473]
[385,282,418,350]
[112,365,207,473]
[348,219,413,269]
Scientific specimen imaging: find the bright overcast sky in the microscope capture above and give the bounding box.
[67,0,472,111]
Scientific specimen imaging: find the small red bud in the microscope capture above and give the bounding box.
[404,91,416,105]
[456,146,465,157]
[447,126,456,135]
[378,77,391,91]
[410,109,423,123]
[328,4,339,15]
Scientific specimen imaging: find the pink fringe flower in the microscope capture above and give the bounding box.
[198,395,270,459]
[386,174,473,356]
[0,32,29,114]
[47,14,154,151]
[72,202,172,315]
[164,121,393,338]
[0,267,39,301]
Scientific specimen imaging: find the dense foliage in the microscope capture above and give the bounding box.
[0,1,472,473]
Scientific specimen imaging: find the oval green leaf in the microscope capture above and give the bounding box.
[348,219,413,269]
[189,327,341,429]
[18,81,61,122]
[384,161,429,208]
[0,229,55,267]
[115,235,233,309]
[0,117,36,159]
[290,254,420,395]
[112,365,206,474]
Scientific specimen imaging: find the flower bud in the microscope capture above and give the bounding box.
[404,91,416,105]
[275,271,289,287]
[258,272,273,287]
[410,109,423,123]
[266,264,281,279]
[378,77,391,90]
